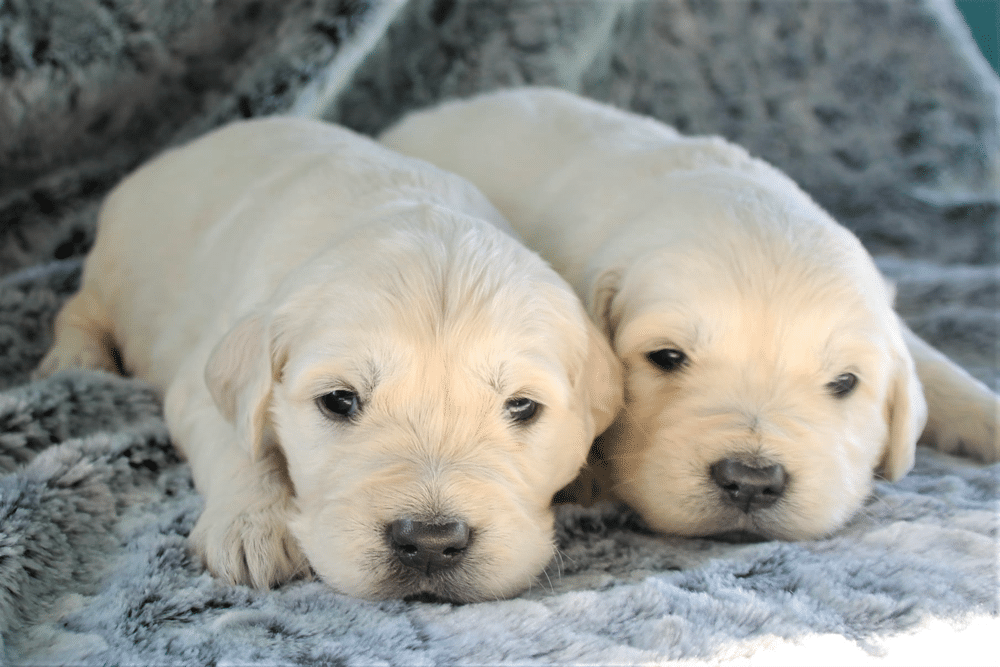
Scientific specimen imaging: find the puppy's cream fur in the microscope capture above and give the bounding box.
[382,87,999,540]
[36,117,622,601]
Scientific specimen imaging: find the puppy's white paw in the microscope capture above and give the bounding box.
[34,333,118,380]
[923,384,1000,464]
[191,491,308,589]
[35,289,119,380]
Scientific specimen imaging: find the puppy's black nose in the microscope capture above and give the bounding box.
[710,459,787,512]
[389,519,470,575]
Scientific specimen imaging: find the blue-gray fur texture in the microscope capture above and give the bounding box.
[0,0,997,663]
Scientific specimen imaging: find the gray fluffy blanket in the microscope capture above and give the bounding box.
[1,0,997,663]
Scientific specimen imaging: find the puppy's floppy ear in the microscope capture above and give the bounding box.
[577,267,625,436]
[589,267,623,341]
[580,316,624,437]
[878,346,928,481]
[205,311,283,460]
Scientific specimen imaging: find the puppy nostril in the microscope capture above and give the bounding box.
[389,518,471,575]
[710,458,787,513]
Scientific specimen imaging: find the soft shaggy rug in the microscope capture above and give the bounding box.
[1,0,998,664]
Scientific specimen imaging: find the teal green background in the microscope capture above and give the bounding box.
[956,0,999,75]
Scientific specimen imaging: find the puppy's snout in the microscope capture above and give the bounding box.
[389,519,471,575]
[710,459,787,512]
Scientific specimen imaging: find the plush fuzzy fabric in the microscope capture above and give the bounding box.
[0,0,997,664]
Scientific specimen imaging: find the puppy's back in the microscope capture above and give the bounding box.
[381,88,806,287]
[83,117,511,388]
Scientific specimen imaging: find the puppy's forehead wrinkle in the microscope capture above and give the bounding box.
[277,212,569,347]
[619,281,880,380]
[359,357,383,395]
[485,360,510,396]
[361,218,559,333]
[625,205,879,309]
[292,330,554,411]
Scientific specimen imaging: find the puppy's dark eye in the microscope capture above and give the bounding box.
[318,389,360,419]
[505,397,539,424]
[827,372,858,398]
[647,348,687,372]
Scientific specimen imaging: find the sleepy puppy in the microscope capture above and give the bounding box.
[35,116,622,601]
[382,87,1000,541]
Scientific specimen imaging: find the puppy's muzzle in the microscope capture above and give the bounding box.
[389,518,471,575]
[710,458,788,512]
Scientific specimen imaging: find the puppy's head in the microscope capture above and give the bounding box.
[206,211,621,601]
[589,183,926,541]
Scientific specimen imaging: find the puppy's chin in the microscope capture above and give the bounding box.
[621,487,850,542]
[288,487,557,603]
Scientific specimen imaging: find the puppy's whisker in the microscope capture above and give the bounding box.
[550,548,566,581]
[858,489,896,522]
[540,567,555,593]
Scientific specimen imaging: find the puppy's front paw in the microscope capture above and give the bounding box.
[925,387,1000,464]
[34,330,119,380]
[34,289,120,380]
[191,494,308,589]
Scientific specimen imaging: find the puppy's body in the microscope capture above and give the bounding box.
[38,117,622,601]
[382,87,999,540]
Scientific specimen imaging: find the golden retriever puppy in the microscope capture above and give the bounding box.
[35,116,622,601]
[382,87,999,541]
